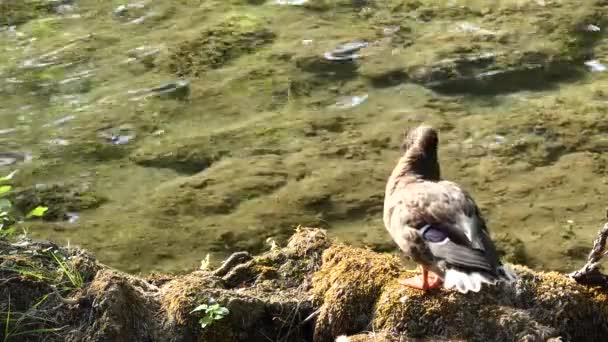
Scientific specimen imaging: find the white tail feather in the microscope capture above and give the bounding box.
[335,335,349,342]
[444,269,497,294]
[444,265,518,294]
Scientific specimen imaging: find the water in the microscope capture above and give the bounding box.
[1,0,607,274]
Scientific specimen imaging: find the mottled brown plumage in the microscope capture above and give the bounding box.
[383,125,515,293]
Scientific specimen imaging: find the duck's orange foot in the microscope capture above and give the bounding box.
[398,272,442,291]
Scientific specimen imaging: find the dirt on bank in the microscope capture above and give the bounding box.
[2,227,607,342]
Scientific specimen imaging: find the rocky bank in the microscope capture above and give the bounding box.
[2,228,607,342]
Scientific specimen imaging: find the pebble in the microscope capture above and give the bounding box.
[55,4,77,14]
[129,79,190,101]
[0,152,29,167]
[382,26,400,36]
[0,128,17,135]
[110,134,134,145]
[274,0,309,5]
[47,139,70,146]
[43,115,76,127]
[330,94,369,109]
[585,60,606,72]
[114,2,146,17]
[127,45,161,63]
[585,24,601,32]
[98,126,137,145]
[66,212,80,223]
[323,41,368,61]
[453,22,496,35]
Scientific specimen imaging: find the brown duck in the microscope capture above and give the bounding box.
[383,125,516,293]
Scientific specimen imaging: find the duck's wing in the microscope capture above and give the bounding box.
[397,180,503,275]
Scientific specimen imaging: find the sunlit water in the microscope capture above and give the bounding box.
[1,0,607,274]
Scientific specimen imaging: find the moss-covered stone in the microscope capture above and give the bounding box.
[311,243,608,342]
[494,232,528,266]
[149,155,288,216]
[311,245,402,341]
[357,0,607,94]
[166,14,276,77]
[0,0,53,26]
[129,121,296,173]
[11,182,106,221]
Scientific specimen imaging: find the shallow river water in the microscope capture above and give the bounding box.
[1,0,608,274]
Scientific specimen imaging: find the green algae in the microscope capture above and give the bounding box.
[166,13,276,77]
[10,182,106,221]
[0,0,53,26]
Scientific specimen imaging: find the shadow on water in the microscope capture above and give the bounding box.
[427,64,588,95]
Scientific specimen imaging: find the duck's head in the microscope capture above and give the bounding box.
[397,124,440,181]
[401,124,439,155]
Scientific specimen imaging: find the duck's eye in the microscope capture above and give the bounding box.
[421,226,448,243]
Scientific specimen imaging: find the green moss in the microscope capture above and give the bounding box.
[311,245,402,341]
[4,228,608,341]
[0,0,52,26]
[494,232,528,266]
[11,183,106,221]
[130,137,222,173]
[149,155,288,216]
[311,244,608,341]
[166,14,276,77]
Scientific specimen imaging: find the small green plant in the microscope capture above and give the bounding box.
[190,303,229,329]
[49,251,84,289]
[0,171,48,240]
[2,294,62,342]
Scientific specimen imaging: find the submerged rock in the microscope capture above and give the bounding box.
[1,0,58,26]
[585,59,606,72]
[0,128,18,136]
[166,14,276,77]
[10,182,106,221]
[0,151,30,167]
[42,114,76,127]
[274,0,309,5]
[410,51,584,94]
[149,155,288,216]
[113,1,147,20]
[329,94,368,110]
[130,135,224,173]
[323,41,369,61]
[98,126,137,145]
[124,45,162,69]
[128,79,190,101]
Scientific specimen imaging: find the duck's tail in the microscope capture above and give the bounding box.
[443,264,517,294]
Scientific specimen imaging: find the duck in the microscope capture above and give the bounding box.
[383,124,516,293]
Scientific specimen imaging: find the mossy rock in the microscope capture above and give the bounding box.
[311,243,608,342]
[149,155,289,216]
[302,0,370,11]
[11,183,106,221]
[166,14,276,77]
[0,0,53,26]
[357,0,606,94]
[130,115,306,173]
[494,232,528,266]
[130,135,228,173]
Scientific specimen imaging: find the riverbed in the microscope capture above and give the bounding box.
[1,0,607,274]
